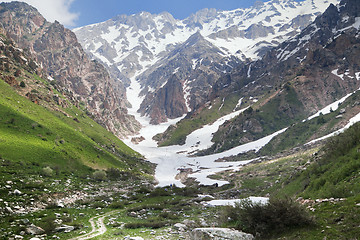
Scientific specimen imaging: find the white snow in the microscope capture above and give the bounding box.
[247,64,252,78]
[306,112,360,145]
[124,71,287,186]
[307,91,355,121]
[234,97,243,111]
[204,197,269,207]
[356,72,360,81]
[331,69,344,80]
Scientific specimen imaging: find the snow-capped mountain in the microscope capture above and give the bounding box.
[74,0,338,125]
[201,0,360,154]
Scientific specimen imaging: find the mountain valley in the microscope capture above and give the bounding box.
[0,0,360,239]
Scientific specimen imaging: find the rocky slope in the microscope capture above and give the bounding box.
[0,2,139,138]
[74,0,338,125]
[204,0,360,153]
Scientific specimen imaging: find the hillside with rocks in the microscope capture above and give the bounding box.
[0,2,140,138]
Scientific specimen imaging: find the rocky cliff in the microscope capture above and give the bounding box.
[0,2,140,138]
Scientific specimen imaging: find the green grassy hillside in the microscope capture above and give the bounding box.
[0,78,153,176]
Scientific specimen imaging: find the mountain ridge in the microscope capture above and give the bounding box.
[0,1,140,138]
[75,0,338,125]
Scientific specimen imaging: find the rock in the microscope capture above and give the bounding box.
[56,201,64,208]
[30,238,41,240]
[14,235,24,239]
[21,219,30,225]
[173,223,187,232]
[189,228,254,240]
[55,224,75,233]
[5,206,13,213]
[182,219,197,229]
[26,224,45,235]
[129,211,137,217]
[14,189,22,195]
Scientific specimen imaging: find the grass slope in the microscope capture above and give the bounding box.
[0,78,152,175]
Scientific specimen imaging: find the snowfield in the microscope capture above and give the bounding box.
[125,71,360,187]
[124,72,286,187]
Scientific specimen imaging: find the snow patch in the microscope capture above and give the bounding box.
[306,112,360,145]
[331,69,344,80]
[204,197,269,207]
[307,91,355,121]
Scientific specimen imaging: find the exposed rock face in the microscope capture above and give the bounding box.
[74,0,338,125]
[137,32,242,124]
[188,228,254,240]
[140,75,188,124]
[0,2,139,137]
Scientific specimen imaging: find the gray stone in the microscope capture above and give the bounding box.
[14,189,22,195]
[55,225,75,233]
[5,206,13,213]
[26,224,45,235]
[189,228,254,240]
[173,223,187,232]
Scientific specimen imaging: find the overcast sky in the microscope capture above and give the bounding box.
[0,0,267,28]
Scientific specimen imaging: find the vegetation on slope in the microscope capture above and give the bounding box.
[154,92,244,146]
[0,78,153,175]
[216,120,360,239]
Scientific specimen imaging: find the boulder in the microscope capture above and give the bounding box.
[55,224,75,233]
[26,224,45,235]
[173,223,187,232]
[14,189,22,195]
[189,228,254,240]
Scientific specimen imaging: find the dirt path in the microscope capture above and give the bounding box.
[69,210,119,240]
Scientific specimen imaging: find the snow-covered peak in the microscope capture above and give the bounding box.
[73,0,338,124]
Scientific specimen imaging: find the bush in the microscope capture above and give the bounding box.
[109,201,124,209]
[221,197,314,237]
[124,220,167,229]
[20,81,26,88]
[106,167,122,180]
[39,216,56,234]
[92,170,107,181]
[41,166,53,177]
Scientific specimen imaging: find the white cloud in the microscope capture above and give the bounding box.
[1,0,79,26]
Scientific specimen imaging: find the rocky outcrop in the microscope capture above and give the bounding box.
[137,32,242,124]
[139,75,188,124]
[187,228,254,240]
[0,2,139,137]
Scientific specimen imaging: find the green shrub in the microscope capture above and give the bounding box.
[41,166,53,177]
[39,216,56,234]
[221,197,314,237]
[109,201,124,209]
[124,220,167,229]
[92,170,107,181]
[20,81,26,88]
[106,167,122,180]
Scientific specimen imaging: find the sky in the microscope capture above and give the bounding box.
[0,0,261,28]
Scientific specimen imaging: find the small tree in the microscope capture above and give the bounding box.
[20,81,26,88]
[92,170,107,181]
